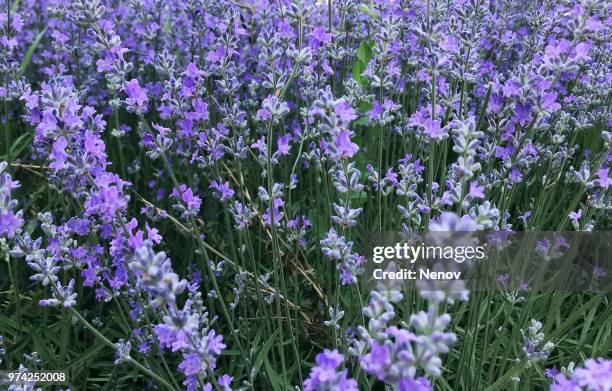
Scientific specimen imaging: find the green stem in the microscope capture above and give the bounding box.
[139,115,250,371]
[3,97,9,163]
[113,95,127,179]
[69,307,177,391]
[4,0,11,163]
[377,58,385,233]
[265,120,288,382]
[5,250,21,333]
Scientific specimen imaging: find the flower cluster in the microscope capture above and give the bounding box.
[1,0,610,389]
[521,319,555,365]
[348,288,455,390]
[551,358,611,391]
[303,349,358,391]
[0,162,23,239]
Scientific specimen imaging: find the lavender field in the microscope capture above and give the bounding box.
[0,0,611,390]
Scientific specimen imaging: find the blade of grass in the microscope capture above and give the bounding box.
[17,27,47,79]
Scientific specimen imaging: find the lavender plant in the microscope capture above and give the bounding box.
[0,0,611,389]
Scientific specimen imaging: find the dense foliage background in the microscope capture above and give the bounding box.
[0,0,610,390]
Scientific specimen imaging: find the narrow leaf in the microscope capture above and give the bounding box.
[11,0,21,14]
[17,27,47,79]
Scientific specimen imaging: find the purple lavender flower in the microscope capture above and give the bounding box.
[178,354,202,376]
[422,118,448,141]
[114,339,131,365]
[397,376,431,391]
[522,319,554,364]
[321,228,364,285]
[552,358,611,391]
[569,209,583,222]
[210,179,235,202]
[593,263,607,280]
[429,212,478,232]
[0,163,24,239]
[171,184,202,220]
[545,367,560,379]
[303,349,358,391]
[122,79,149,114]
[351,287,455,389]
[217,374,233,390]
[595,168,611,190]
[334,130,359,158]
[83,173,130,223]
[130,241,187,308]
[229,201,255,230]
[258,95,289,125]
[39,279,77,308]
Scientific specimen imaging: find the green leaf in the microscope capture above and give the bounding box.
[351,62,365,84]
[263,357,285,391]
[353,101,373,126]
[8,131,33,159]
[349,190,368,206]
[351,40,374,86]
[358,4,378,19]
[357,40,373,64]
[30,325,57,367]
[253,328,280,379]
[578,298,601,347]
[163,17,172,34]
[11,0,21,14]
[17,27,47,79]
[71,340,108,371]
